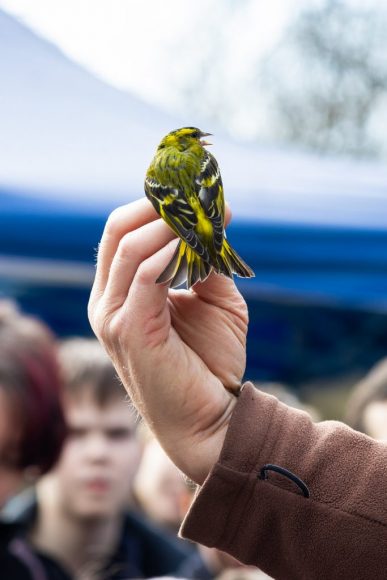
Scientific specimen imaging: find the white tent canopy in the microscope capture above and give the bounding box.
[1,8,387,227]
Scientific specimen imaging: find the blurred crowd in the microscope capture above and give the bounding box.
[0,299,386,579]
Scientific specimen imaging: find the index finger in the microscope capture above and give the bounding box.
[93,198,159,298]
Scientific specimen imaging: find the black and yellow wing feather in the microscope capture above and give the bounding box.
[144,177,211,263]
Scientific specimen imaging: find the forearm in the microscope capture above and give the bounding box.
[181,383,387,579]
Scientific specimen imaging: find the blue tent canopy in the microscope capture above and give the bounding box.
[2,180,387,387]
[2,180,387,311]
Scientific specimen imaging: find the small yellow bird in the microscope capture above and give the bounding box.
[144,127,255,288]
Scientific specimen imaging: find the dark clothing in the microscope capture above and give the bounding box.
[1,501,189,579]
[103,510,190,578]
[181,382,387,580]
[175,550,213,579]
[0,522,69,580]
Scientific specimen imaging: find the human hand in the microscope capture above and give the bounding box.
[88,199,249,483]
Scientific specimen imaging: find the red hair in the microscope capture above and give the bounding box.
[0,302,66,473]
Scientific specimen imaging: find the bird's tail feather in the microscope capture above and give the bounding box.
[217,240,255,279]
[156,241,212,289]
[156,239,254,289]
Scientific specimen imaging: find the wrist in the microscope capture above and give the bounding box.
[182,392,238,485]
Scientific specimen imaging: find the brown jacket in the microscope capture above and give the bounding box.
[181,383,387,579]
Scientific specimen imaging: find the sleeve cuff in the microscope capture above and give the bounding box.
[179,382,281,547]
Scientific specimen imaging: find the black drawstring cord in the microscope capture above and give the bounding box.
[259,464,310,498]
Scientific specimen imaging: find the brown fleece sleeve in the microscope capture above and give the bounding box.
[180,382,387,580]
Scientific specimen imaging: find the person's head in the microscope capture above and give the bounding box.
[0,301,66,507]
[38,338,141,521]
[133,434,187,531]
[345,358,387,439]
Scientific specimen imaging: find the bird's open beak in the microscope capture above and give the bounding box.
[200,132,213,146]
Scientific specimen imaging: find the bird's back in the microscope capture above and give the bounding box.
[149,144,205,192]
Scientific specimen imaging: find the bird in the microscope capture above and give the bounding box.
[144,126,255,289]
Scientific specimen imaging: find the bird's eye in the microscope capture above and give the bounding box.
[191,131,199,138]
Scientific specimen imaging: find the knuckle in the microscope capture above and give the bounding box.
[108,312,126,342]
[117,231,137,261]
[93,310,108,341]
[87,300,111,342]
[135,259,154,285]
[87,298,96,330]
[87,289,104,333]
[104,205,127,236]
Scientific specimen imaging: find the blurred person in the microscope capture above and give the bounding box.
[177,534,260,579]
[345,357,387,439]
[88,199,387,580]
[133,436,258,580]
[29,338,189,579]
[216,569,272,580]
[253,381,321,421]
[133,431,189,533]
[177,546,251,580]
[0,300,66,578]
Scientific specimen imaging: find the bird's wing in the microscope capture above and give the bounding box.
[197,151,225,254]
[144,177,211,262]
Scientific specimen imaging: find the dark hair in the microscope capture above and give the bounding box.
[58,338,127,405]
[0,301,66,473]
[345,358,387,433]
